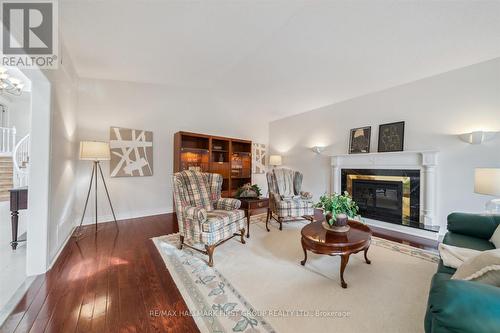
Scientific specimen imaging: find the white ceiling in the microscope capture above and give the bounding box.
[60,0,500,120]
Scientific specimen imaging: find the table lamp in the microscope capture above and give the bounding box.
[75,141,118,238]
[269,155,282,168]
[474,168,500,214]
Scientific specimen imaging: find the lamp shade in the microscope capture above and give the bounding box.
[269,155,282,166]
[474,168,500,196]
[79,141,110,161]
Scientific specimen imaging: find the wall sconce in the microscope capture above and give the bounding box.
[311,146,325,154]
[459,131,497,144]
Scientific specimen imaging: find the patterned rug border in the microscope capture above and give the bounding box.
[153,235,276,333]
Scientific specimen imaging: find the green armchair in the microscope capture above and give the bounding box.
[424,213,500,333]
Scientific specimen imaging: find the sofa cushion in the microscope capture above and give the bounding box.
[437,260,456,275]
[443,232,495,251]
[202,209,245,233]
[447,213,500,240]
[452,249,500,287]
[490,224,500,248]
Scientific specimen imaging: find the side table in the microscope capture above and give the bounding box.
[239,198,269,238]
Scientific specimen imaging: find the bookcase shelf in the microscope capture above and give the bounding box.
[174,131,252,198]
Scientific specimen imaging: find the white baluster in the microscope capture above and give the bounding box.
[2,128,6,153]
[11,127,16,153]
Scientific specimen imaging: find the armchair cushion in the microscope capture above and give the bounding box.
[184,206,208,223]
[178,170,213,211]
[276,197,314,218]
[273,168,295,199]
[215,198,241,210]
[202,209,245,233]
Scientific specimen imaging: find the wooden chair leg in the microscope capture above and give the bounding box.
[266,209,271,232]
[179,235,184,250]
[240,228,246,244]
[279,217,283,231]
[205,244,215,267]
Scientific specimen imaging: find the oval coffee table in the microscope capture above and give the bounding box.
[300,220,372,288]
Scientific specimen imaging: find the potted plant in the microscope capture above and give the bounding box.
[315,192,360,232]
[235,183,262,199]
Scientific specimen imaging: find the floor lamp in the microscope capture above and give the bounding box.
[75,141,118,238]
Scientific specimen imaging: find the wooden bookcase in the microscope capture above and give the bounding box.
[174,131,252,197]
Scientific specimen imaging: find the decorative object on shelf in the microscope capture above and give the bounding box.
[269,155,282,168]
[349,126,371,154]
[0,66,24,96]
[315,192,360,233]
[459,131,498,144]
[252,143,266,174]
[475,168,500,214]
[109,127,153,177]
[311,146,325,154]
[235,183,262,199]
[75,141,118,239]
[378,121,405,152]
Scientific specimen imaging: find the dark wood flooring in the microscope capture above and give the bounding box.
[1,212,437,333]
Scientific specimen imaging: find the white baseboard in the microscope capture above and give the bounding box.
[364,218,440,241]
[48,225,75,271]
[78,207,174,225]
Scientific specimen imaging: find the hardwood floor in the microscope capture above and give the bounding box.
[1,212,437,333]
[1,214,199,333]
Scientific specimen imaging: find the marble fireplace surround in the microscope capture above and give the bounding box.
[331,151,439,240]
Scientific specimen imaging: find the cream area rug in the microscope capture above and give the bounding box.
[152,215,439,333]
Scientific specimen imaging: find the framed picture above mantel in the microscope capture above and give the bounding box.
[349,126,371,154]
[378,121,405,152]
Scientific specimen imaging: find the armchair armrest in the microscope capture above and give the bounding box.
[447,213,500,240]
[427,278,500,333]
[184,206,208,223]
[215,198,241,210]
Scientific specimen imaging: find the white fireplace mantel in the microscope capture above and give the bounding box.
[330,150,439,239]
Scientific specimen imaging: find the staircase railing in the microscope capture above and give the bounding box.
[0,126,16,155]
[13,133,29,188]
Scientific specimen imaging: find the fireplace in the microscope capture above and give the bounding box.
[341,169,421,228]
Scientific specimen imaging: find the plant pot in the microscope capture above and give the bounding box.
[323,212,350,233]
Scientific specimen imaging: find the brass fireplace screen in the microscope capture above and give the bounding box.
[346,174,411,221]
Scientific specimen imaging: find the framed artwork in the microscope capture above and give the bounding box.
[109,126,153,177]
[252,143,266,174]
[378,121,405,152]
[349,126,371,154]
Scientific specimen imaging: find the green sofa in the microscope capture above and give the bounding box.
[424,213,500,333]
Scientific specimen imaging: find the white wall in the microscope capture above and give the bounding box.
[6,93,31,141]
[269,58,500,232]
[75,78,269,224]
[24,45,80,274]
[44,47,80,262]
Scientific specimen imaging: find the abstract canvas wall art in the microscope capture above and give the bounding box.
[109,127,153,177]
[252,143,266,174]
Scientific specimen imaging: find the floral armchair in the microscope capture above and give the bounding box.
[173,170,246,267]
[266,168,315,231]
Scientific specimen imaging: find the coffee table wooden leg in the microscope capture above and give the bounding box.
[300,238,308,266]
[340,254,350,288]
[246,211,250,238]
[364,246,371,264]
